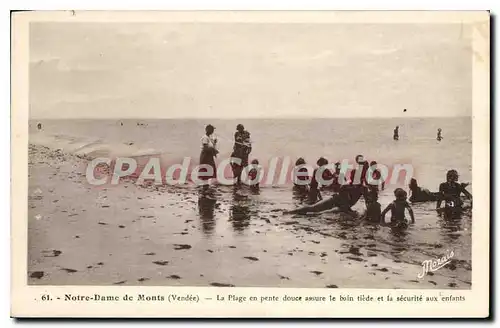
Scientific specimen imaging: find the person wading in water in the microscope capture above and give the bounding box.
[284,184,367,216]
[393,126,399,141]
[199,124,218,192]
[230,124,252,184]
[437,128,443,141]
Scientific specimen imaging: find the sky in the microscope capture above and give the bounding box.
[29,22,472,118]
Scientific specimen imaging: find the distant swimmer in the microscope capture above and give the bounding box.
[380,188,415,229]
[393,126,399,141]
[436,169,472,213]
[437,128,443,141]
[247,159,260,190]
[284,185,357,215]
[37,123,42,130]
[308,157,331,204]
[408,178,440,203]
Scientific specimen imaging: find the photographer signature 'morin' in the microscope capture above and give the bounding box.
[417,249,454,279]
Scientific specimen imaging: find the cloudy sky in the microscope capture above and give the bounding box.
[30,22,472,118]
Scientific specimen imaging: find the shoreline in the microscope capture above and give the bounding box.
[27,143,471,288]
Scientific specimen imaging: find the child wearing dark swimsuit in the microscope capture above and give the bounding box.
[381,188,415,229]
[408,178,440,202]
[293,158,309,187]
[436,169,472,212]
[361,192,381,223]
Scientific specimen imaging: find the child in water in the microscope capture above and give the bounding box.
[350,155,369,186]
[393,126,399,141]
[436,169,472,212]
[361,192,381,223]
[231,124,252,183]
[367,160,385,195]
[292,157,310,202]
[381,188,415,229]
[308,157,330,204]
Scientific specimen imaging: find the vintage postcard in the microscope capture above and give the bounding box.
[11,11,490,318]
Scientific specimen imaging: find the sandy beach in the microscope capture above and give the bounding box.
[27,144,471,288]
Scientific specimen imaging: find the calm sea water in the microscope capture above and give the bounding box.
[29,117,473,282]
[30,117,472,186]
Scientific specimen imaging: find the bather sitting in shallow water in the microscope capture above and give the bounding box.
[284,184,366,215]
[409,177,470,204]
[408,178,440,203]
[381,188,415,229]
[436,170,472,214]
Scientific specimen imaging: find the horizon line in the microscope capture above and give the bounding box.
[29,115,473,120]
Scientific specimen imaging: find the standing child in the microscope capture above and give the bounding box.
[381,188,415,229]
[247,159,260,190]
[436,169,472,212]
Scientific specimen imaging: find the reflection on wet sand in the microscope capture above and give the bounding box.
[389,227,410,242]
[229,186,260,233]
[229,204,251,233]
[168,181,473,287]
[197,194,217,236]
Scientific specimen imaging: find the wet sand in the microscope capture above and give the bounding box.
[28,144,471,288]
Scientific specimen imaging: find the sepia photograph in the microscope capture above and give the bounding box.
[11,10,490,317]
